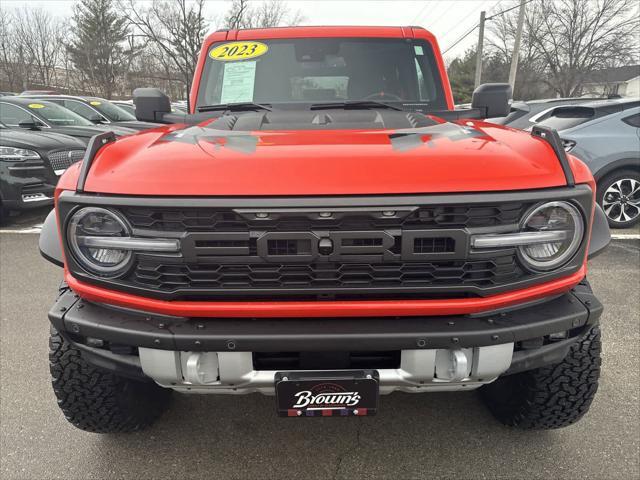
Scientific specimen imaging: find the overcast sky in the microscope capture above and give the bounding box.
[2,0,508,58]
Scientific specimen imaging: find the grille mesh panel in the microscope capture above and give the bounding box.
[47,150,85,171]
[131,255,522,292]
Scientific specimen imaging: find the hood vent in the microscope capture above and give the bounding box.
[208,110,438,131]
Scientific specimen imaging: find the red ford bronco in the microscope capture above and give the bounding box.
[40,26,610,433]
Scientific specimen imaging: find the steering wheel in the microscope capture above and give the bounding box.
[363,92,403,101]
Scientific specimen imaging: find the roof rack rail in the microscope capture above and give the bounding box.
[76,131,117,193]
[531,125,575,187]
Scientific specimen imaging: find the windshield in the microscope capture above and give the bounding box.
[87,98,136,121]
[196,38,447,110]
[24,101,94,126]
[114,103,136,115]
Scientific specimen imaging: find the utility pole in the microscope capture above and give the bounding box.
[508,0,527,90]
[474,10,486,88]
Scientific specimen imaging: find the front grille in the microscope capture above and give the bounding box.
[47,150,85,172]
[74,200,544,300]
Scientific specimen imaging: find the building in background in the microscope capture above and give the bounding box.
[580,65,640,98]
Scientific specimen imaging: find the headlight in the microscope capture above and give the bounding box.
[0,146,41,162]
[518,201,584,271]
[67,207,133,276]
[471,201,585,272]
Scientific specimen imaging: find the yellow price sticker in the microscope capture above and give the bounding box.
[28,103,45,109]
[90,101,102,106]
[210,41,268,61]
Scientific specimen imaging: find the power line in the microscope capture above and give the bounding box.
[442,0,535,56]
[421,2,451,30]
[438,0,490,45]
[486,0,535,20]
[442,23,479,54]
[411,1,432,24]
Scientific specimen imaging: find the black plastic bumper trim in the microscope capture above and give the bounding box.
[505,332,580,375]
[60,331,150,382]
[49,281,602,354]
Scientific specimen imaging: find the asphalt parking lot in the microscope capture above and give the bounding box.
[1,210,639,480]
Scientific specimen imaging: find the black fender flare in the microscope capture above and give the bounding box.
[588,204,611,259]
[39,209,64,267]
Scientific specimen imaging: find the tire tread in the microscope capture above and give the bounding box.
[49,329,170,433]
[481,327,601,429]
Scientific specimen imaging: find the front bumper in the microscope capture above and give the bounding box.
[0,163,56,211]
[49,281,602,393]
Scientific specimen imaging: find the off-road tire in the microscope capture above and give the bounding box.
[49,329,171,433]
[480,326,601,429]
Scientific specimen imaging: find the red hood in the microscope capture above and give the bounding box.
[78,119,569,196]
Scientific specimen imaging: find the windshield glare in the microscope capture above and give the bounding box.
[197,38,447,110]
[27,102,94,126]
[88,98,136,121]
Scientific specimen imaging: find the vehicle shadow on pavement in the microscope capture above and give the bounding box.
[92,391,562,479]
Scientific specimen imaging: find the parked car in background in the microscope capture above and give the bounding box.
[0,121,85,223]
[0,97,136,145]
[111,100,136,115]
[489,97,606,129]
[115,100,186,117]
[20,94,159,131]
[534,98,640,228]
[0,91,17,97]
[19,90,58,95]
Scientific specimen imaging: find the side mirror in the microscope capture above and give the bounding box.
[471,83,512,118]
[18,117,42,130]
[133,88,172,122]
[88,114,105,124]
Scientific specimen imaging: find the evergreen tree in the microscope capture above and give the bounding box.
[447,49,476,105]
[67,0,130,98]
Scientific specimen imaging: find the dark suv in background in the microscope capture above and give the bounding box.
[0,96,136,145]
[0,121,85,223]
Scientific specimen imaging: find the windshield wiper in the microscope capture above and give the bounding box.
[310,100,403,111]
[197,102,272,113]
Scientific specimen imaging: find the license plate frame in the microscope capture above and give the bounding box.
[275,370,379,417]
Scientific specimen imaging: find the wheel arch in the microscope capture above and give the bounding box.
[593,158,640,183]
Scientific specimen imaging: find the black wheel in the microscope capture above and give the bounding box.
[480,327,601,429]
[49,329,171,433]
[597,170,640,228]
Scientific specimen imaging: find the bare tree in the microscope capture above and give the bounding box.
[224,0,304,29]
[224,0,252,29]
[121,0,208,98]
[0,9,34,92]
[486,1,550,99]
[10,8,67,89]
[488,0,639,97]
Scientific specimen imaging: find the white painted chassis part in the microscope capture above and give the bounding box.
[139,344,514,395]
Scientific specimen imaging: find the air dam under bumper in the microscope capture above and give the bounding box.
[49,281,602,394]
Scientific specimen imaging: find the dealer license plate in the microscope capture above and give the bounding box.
[275,370,379,417]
